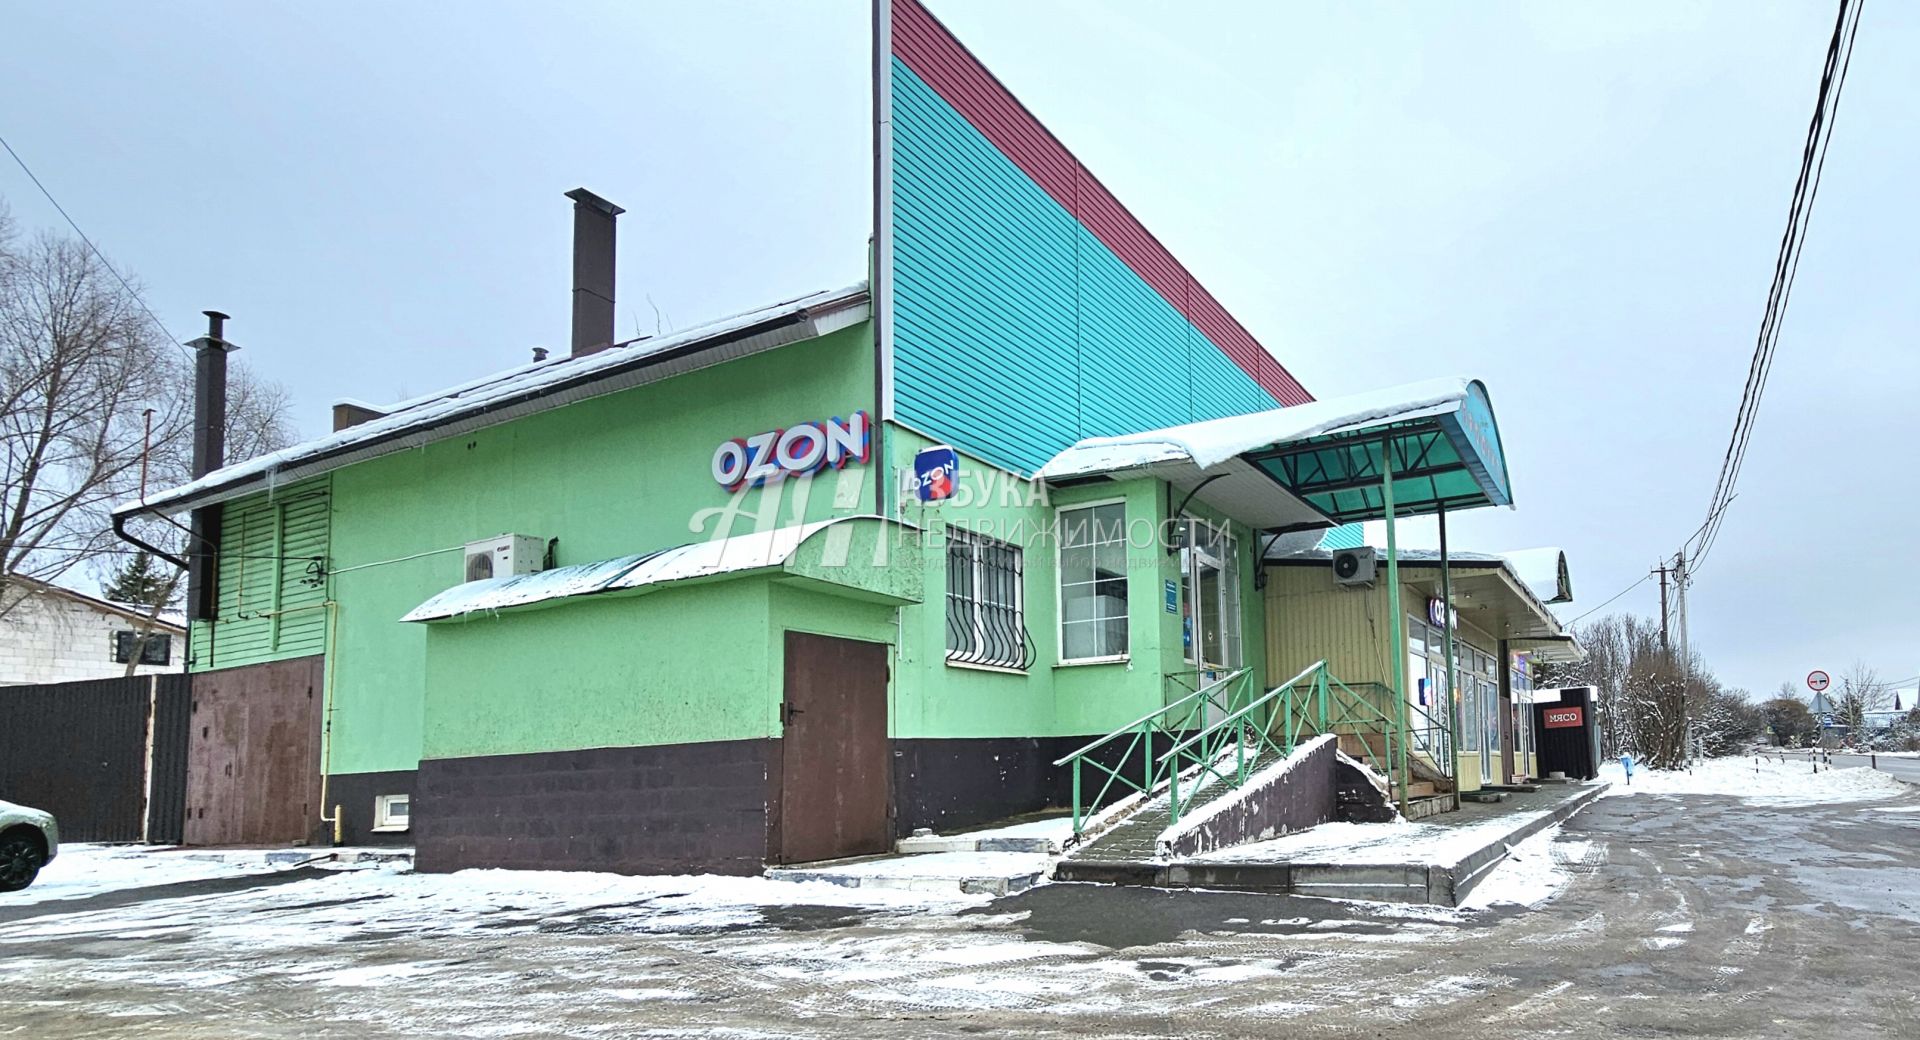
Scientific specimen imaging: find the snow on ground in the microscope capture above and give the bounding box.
[1457,825,1593,911]
[1190,811,1555,866]
[3,857,995,947]
[1599,756,1911,804]
[4,844,324,905]
[775,850,1051,881]
[939,815,1076,843]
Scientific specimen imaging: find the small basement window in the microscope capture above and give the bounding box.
[112,629,172,666]
[372,794,411,832]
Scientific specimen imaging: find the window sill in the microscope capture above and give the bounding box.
[944,658,1030,677]
[1055,655,1130,668]
[370,824,411,834]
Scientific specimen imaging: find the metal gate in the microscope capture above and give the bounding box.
[0,674,190,843]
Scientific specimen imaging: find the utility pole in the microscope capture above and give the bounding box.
[1674,551,1689,678]
[1655,562,1671,660]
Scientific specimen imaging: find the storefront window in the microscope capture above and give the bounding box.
[945,528,1032,670]
[1058,502,1129,661]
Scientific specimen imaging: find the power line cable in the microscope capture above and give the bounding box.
[1563,570,1654,628]
[1690,0,1863,575]
[0,131,191,355]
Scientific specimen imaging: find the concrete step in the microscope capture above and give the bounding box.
[893,815,1071,855]
[765,851,1050,897]
[1068,749,1280,864]
[1401,794,1456,821]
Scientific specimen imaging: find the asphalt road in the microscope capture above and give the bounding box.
[2,788,1917,1039]
[1776,748,1920,784]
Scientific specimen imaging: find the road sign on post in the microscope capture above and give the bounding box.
[1807,670,1830,694]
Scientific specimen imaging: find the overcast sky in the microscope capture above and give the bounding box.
[4,2,1914,696]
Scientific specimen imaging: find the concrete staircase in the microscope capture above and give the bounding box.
[1057,746,1283,877]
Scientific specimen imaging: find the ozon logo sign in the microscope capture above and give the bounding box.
[711,411,870,490]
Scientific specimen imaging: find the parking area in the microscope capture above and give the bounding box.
[2,783,1918,1039]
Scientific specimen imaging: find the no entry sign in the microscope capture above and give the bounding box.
[1807,670,1831,693]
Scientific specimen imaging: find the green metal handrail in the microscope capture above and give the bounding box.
[1052,668,1253,839]
[1157,661,1323,824]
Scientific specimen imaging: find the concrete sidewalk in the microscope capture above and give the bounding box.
[1056,783,1607,906]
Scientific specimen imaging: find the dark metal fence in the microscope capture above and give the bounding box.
[0,673,190,843]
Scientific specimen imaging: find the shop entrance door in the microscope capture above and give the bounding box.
[776,632,891,865]
[1181,519,1243,724]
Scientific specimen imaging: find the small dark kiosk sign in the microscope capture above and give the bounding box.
[1542,705,1585,729]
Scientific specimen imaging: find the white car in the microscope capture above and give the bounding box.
[0,800,59,892]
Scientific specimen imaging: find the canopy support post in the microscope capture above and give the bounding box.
[1439,501,1461,811]
[1381,440,1410,817]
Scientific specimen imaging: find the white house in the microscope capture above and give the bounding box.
[0,576,186,686]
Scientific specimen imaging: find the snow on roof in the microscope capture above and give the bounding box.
[118,282,869,517]
[1266,543,1573,647]
[1037,376,1474,480]
[1496,547,1571,605]
[402,516,880,622]
[3,575,188,632]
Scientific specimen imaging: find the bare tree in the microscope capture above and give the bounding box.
[0,210,296,646]
[1546,612,1702,768]
[0,229,186,621]
[1834,661,1887,737]
[109,362,294,674]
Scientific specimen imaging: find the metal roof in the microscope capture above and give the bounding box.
[401,515,917,623]
[116,282,870,518]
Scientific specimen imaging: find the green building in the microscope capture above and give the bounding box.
[116,1,1520,873]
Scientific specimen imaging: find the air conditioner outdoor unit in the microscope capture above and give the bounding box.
[463,534,546,583]
[1331,547,1377,587]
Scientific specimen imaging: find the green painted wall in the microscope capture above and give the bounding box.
[319,322,876,774]
[190,479,331,671]
[885,426,1267,741]
[422,580,776,759]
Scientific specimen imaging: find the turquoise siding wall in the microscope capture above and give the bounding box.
[890,58,1282,476]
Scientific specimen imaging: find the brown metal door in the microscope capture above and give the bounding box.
[184,656,323,846]
[777,632,890,864]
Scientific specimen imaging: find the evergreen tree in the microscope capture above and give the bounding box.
[103,551,175,608]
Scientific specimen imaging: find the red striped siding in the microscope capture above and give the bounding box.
[890,0,1313,406]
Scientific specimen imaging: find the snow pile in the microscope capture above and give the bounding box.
[7,845,315,905]
[1192,810,1555,867]
[1600,756,1910,805]
[1457,826,1588,911]
[1156,735,1335,847]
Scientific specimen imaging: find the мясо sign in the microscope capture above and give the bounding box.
[711,411,871,490]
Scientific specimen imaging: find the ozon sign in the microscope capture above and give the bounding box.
[711,411,870,490]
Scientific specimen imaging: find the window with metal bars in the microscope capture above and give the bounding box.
[945,528,1034,670]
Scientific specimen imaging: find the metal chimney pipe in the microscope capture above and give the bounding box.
[186,310,237,623]
[564,188,624,357]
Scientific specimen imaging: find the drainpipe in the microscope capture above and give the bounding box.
[315,600,342,845]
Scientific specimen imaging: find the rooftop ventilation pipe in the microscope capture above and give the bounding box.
[186,310,236,622]
[565,188,624,357]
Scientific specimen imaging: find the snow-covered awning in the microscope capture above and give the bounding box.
[1267,545,1575,648]
[116,282,870,518]
[1497,547,1572,605]
[1038,377,1513,533]
[402,515,919,623]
